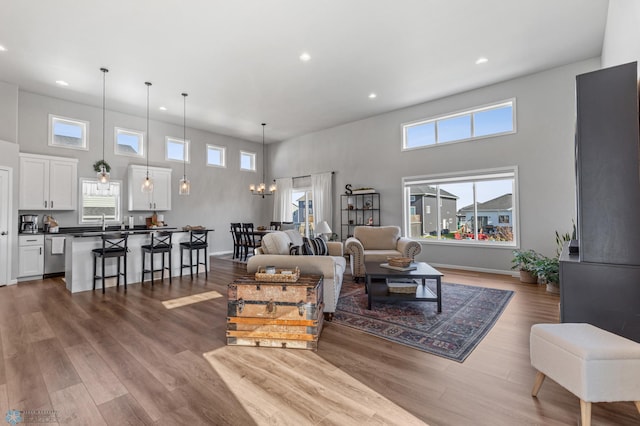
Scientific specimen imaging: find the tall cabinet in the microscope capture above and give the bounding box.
[560,61,640,342]
[340,192,380,240]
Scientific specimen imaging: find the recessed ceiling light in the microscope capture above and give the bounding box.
[159,106,167,111]
[55,80,69,86]
[475,57,489,65]
[368,93,377,99]
[0,45,7,52]
[299,52,311,62]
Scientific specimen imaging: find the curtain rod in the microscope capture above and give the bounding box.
[274,171,335,181]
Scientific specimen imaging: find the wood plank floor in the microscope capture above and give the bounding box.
[0,258,638,425]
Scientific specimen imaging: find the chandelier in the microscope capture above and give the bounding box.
[250,123,276,197]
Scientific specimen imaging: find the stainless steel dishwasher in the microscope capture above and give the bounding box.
[44,235,66,277]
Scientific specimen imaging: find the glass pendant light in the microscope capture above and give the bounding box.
[97,67,110,190]
[179,92,190,195]
[141,81,154,193]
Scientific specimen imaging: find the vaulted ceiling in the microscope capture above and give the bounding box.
[0,0,609,143]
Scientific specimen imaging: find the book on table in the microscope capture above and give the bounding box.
[380,262,417,271]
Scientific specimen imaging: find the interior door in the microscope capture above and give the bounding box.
[0,168,11,286]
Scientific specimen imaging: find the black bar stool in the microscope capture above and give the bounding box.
[141,231,173,286]
[180,230,208,279]
[92,233,128,294]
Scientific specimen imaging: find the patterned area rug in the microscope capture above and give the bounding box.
[333,280,514,362]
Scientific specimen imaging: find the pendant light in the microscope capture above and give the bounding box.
[97,67,110,189]
[179,92,190,195]
[249,123,276,197]
[141,81,154,193]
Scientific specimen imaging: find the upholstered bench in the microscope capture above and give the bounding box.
[530,323,640,426]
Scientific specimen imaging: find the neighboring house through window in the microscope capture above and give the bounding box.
[403,167,518,246]
[49,114,89,150]
[79,179,121,224]
[114,127,144,157]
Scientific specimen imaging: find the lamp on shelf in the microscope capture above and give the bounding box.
[178,92,190,195]
[315,221,332,241]
[141,81,153,193]
[250,123,276,197]
[97,67,110,189]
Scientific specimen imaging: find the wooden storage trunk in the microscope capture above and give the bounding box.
[227,274,324,350]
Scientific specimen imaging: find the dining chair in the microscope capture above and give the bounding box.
[269,221,282,230]
[241,223,261,261]
[230,222,242,259]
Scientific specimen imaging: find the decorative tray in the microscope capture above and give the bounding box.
[255,267,300,282]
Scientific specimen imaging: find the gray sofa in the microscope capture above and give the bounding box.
[246,230,346,319]
[344,225,422,281]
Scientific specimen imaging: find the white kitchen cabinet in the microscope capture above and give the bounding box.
[19,153,78,210]
[18,235,44,278]
[128,165,172,211]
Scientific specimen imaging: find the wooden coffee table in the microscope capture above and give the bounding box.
[364,261,443,312]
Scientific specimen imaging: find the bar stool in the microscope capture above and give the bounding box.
[141,231,173,286]
[92,233,128,294]
[180,229,208,279]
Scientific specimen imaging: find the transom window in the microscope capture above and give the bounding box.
[402,99,515,150]
[207,144,226,168]
[165,137,190,162]
[240,151,256,171]
[48,115,89,150]
[114,127,144,157]
[403,167,517,246]
[79,179,121,224]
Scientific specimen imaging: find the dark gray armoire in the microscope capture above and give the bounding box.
[560,61,640,342]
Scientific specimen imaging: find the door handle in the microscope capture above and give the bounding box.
[51,200,54,208]
[44,200,47,208]
[39,247,42,255]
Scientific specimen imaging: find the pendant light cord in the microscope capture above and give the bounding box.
[145,82,151,176]
[262,123,266,185]
[100,68,108,165]
[182,93,188,178]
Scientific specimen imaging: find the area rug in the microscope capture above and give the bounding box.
[333,280,514,362]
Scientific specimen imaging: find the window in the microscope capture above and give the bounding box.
[79,179,121,224]
[48,115,89,150]
[402,99,515,150]
[206,144,226,167]
[114,127,144,157]
[291,189,314,238]
[403,167,517,246]
[165,137,190,162]
[240,151,256,171]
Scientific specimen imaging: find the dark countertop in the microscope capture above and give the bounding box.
[22,226,213,238]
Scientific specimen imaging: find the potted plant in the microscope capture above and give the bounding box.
[511,249,540,283]
[533,256,560,294]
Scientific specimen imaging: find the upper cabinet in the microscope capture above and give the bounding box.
[127,165,172,211]
[19,153,78,210]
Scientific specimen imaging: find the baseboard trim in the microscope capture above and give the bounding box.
[428,262,516,277]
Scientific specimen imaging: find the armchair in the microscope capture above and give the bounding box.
[344,226,422,281]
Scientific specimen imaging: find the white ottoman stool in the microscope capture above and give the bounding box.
[530,323,640,426]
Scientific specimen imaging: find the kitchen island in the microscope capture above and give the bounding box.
[64,228,213,293]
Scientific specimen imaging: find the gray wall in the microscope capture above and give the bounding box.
[15,91,268,256]
[268,59,601,273]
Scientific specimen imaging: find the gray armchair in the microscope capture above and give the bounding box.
[344,226,422,281]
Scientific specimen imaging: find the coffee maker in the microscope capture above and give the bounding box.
[19,214,39,234]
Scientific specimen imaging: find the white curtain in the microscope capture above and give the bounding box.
[311,172,333,231]
[273,177,293,221]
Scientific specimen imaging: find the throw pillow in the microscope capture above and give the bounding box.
[310,237,328,256]
[301,237,315,255]
[289,244,301,255]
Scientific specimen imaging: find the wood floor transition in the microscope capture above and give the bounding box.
[0,257,638,425]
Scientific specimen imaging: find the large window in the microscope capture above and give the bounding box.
[115,127,144,157]
[402,99,515,150]
[166,137,190,162]
[48,115,89,150]
[79,179,121,224]
[403,168,517,246]
[291,189,313,238]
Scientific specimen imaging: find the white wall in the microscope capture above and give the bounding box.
[16,91,268,255]
[602,0,640,68]
[269,59,601,273]
[0,81,18,144]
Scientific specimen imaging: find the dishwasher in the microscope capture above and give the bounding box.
[44,235,66,277]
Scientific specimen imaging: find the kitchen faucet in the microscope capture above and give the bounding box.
[101,214,106,231]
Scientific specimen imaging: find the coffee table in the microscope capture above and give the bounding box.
[364,261,443,312]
